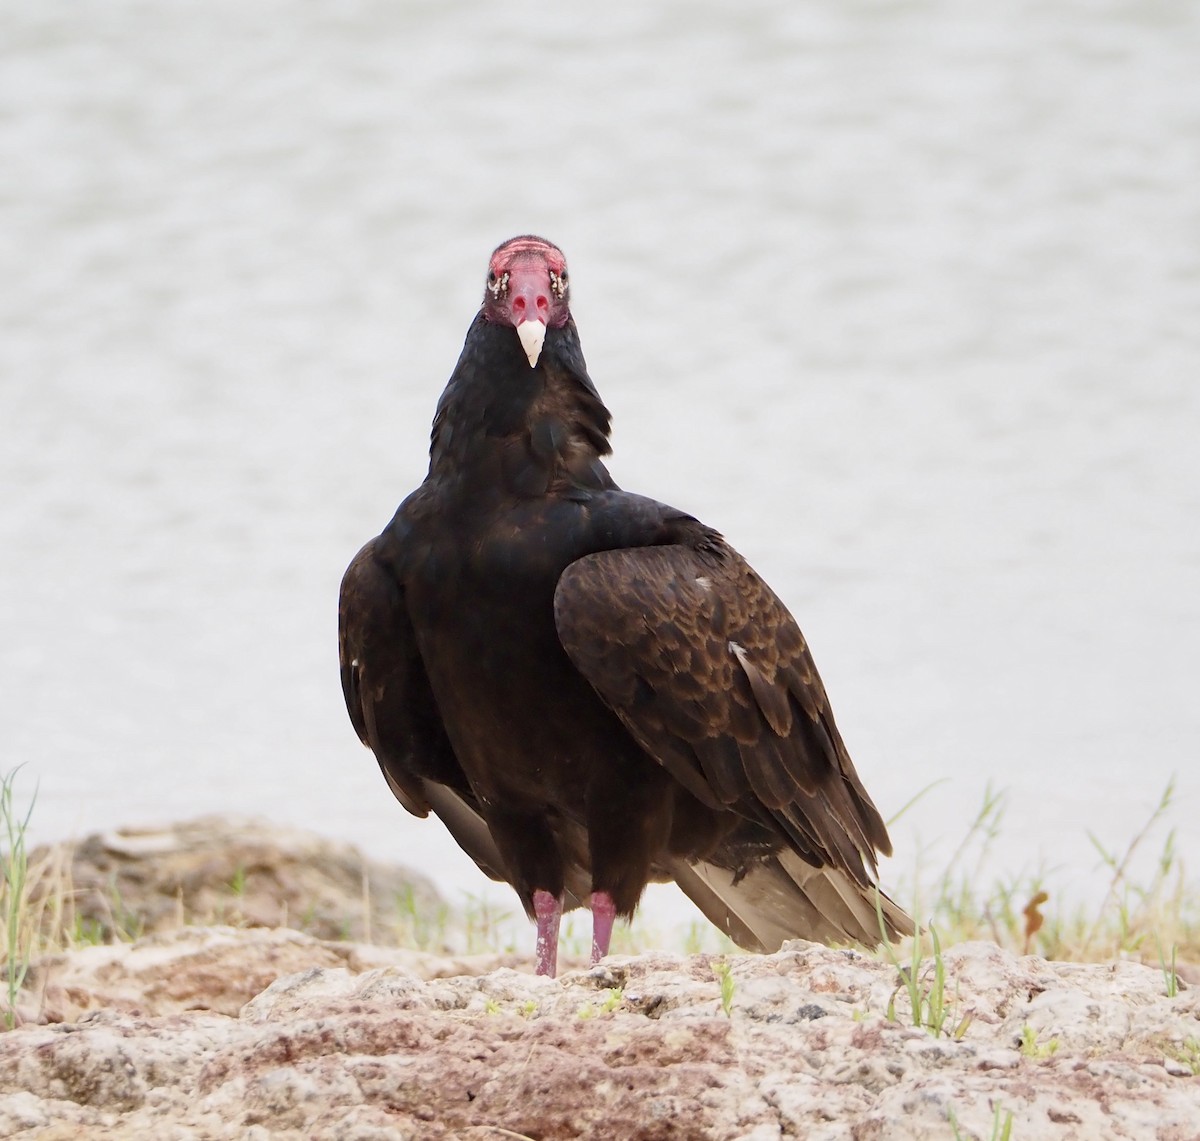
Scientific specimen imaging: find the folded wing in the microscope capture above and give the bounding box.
[554,539,911,946]
[338,536,508,885]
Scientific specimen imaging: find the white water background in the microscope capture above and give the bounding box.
[3,1,1198,936]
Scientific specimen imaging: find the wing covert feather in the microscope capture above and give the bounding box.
[554,541,891,886]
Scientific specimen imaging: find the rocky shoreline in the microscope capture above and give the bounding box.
[3,822,1198,1138]
[3,927,1198,1139]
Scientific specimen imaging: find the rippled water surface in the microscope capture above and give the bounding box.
[3,2,1198,924]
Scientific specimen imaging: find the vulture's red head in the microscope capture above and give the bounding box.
[482,235,571,368]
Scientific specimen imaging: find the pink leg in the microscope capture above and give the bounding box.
[533,890,562,977]
[591,890,617,966]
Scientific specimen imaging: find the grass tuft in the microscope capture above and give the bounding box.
[899,777,1198,969]
[1,768,36,1029]
[1162,1036,1200,1076]
[881,922,970,1039]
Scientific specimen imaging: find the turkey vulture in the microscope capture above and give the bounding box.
[339,235,911,976]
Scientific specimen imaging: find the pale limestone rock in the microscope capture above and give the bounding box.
[3,930,1198,1139]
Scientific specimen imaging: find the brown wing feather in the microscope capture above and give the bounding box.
[553,539,892,888]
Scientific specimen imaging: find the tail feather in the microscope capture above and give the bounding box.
[672,853,914,952]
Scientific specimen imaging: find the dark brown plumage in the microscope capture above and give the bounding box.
[339,235,912,975]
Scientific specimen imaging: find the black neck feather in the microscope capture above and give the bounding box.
[427,313,616,498]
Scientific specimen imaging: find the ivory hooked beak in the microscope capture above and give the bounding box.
[516,319,546,367]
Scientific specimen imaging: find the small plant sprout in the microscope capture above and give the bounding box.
[1158,938,1179,999]
[712,958,735,1017]
[599,988,623,1014]
[575,988,623,1019]
[1018,1024,1059,1059]
[228,864,247,898]
[949,1101,1014,1141]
